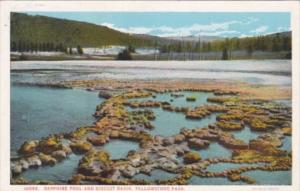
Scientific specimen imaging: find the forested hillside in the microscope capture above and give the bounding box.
[11,13,156,51]
[159,32,291,54]
[11,12,291,60]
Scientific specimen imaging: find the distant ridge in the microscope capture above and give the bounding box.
[165,35,224,42]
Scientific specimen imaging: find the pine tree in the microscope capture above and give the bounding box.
[222,47,228,60]
[117,49,132,60]
[247,44,253,56]
[77,45,83,55]
[127,45,135,53]
[11,42,17,51]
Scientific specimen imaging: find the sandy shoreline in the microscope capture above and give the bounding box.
[10,60,292,87]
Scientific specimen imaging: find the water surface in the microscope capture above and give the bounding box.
[11,85,103,155]
[129,91,215,108]
[11,60,291,85]
[19,154,82,183]
[150,108,218,136]
[188,176,245,185]
[134,169,177,182]
[199,142,232,159]
[206,162,265,172]
[10,60,292,185]
[102,140,140,160]
[281,136,292,151]
[232,126,261,143]
[242,170,291,185]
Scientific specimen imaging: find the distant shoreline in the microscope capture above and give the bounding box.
[10,50,291,61]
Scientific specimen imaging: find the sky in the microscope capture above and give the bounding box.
[27,12,290,37]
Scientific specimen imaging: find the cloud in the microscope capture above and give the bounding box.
[157,31,239,38]
[100,20,241,37]
[239,34,252,38]
[243,17,259,25]
[250,26,269,34]
[101,22,115,28]
[126,27,153,34]
[102,23,153,34]
[183,30,240,37]
[277,26,291,32]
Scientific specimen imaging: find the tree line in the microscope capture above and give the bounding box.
[11,41,84,55]
[11,32,291,60]
[159,33,291,55]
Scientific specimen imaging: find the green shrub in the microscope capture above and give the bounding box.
[183,151,201,164]
[117,49,132,60]
[186,96,196,102]
[77,45,84,55]
[19,54,28,60]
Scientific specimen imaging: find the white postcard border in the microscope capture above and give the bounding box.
[0,1,299,191]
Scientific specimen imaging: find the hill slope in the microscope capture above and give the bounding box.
[11,13,155,47]
[11,13,291,55]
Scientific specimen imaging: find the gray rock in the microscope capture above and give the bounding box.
[139,165,153,174]
[163,137,175,146]
[26,155,42,167]
[98,90,113,99]
[19,159,29,170]
[188,138,210,149]
[171,93,184,98]
[11,162,22,175]
[52,150,67,160]
[121,165,139,178]
[110,170,122,180]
